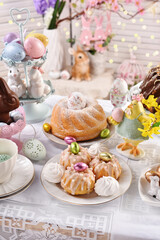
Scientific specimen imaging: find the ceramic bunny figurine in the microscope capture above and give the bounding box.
[106,12,112,37]
[94,16,106,41]
[28,66,50,98]
[68,45,91,81]
[8,66,26,98]
[80,16,92,46]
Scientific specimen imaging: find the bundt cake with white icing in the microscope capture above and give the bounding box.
[51,92,107,141]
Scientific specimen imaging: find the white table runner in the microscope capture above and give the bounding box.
[0,95,160,240]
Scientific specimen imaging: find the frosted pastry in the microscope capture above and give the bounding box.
[61,163,95,195]
[60,145,91,169]
[90,153,121,180]
[88,143,109,157]
[43,162,65,183]
[50,92,107,141]
[95,176,119,196]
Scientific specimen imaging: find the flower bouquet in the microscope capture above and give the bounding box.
[138,95,160,138]
[33,0,66,29]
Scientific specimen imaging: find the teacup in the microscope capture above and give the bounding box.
[0,139,18,183]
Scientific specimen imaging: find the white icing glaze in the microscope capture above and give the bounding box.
[88,143,109,157]
[44,162,65,183]
[95,176,119,196]
[60,145,91,169]
[67,92,87,110]
[61,166,95,195]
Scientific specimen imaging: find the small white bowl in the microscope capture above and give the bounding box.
[0,139,18,183]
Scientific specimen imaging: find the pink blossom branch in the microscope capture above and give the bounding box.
[57,0,158,26]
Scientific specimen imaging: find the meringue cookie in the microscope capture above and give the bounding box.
[44,162,65,183]
[67,92,87,110]
[88,143,109,157]
[95,176,119,197]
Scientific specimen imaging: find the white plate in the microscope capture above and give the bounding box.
[43,117,115,147]
[41,154,132,205]
[138,164,160,207]
[0,154,34,198]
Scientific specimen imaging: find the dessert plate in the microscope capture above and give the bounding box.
[43,117,115,147]
[0,154,34,198]
[41,154,132,205]
[138,164,160,207]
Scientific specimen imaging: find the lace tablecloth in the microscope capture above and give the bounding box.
[0,95,160,240]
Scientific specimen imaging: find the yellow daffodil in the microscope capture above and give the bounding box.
[142,95,158,109]
[155,111,160,122]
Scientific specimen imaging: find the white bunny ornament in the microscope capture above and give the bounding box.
[8,66,26,98]
[28,66,50,99]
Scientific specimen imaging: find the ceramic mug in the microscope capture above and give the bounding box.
[0,139,18,183]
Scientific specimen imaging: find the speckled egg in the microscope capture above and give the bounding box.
[24,37,46,59]
[2,42,26,62]
[22,139,46,161]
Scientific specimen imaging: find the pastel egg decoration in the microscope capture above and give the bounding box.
[74,162,88,172]
[24,37,46,59]
[25,32,49,47]
[22,139,46,161]
[43,123,52,133]
[2,42,26,62]
[99,152,112,162]
[70,142,80,155]
[64,136,76,145]
[100,128,110,138]
[4,32,19,44]
[110,78,128,108]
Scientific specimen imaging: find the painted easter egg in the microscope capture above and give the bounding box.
[22,139,46,161]
[70,142,80,155]
[43,123,52,133]
[100,128,110,138]
[74,162,88,172]
[25,32,49,47]
[24,37,46,59]
[2,42,26,62]
[4,32,19,43]
[99,152,112,162]
[64,136,76,145]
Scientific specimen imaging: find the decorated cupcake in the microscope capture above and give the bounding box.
[90,152,121,180]
[61,162,95,195]
[60,142,91,169]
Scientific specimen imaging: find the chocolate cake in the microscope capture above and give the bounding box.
[0,77,19,124]
[140,66,160,112]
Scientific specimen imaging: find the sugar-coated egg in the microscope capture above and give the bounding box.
[24,37,46,59]
[4,32,19,43]
[25,32,49,47]
[2,42,26,62]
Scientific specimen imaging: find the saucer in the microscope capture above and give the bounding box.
[41,154,132,205]
[0,154,34,198]
[43,117,115,147]
[138,164,160,207]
